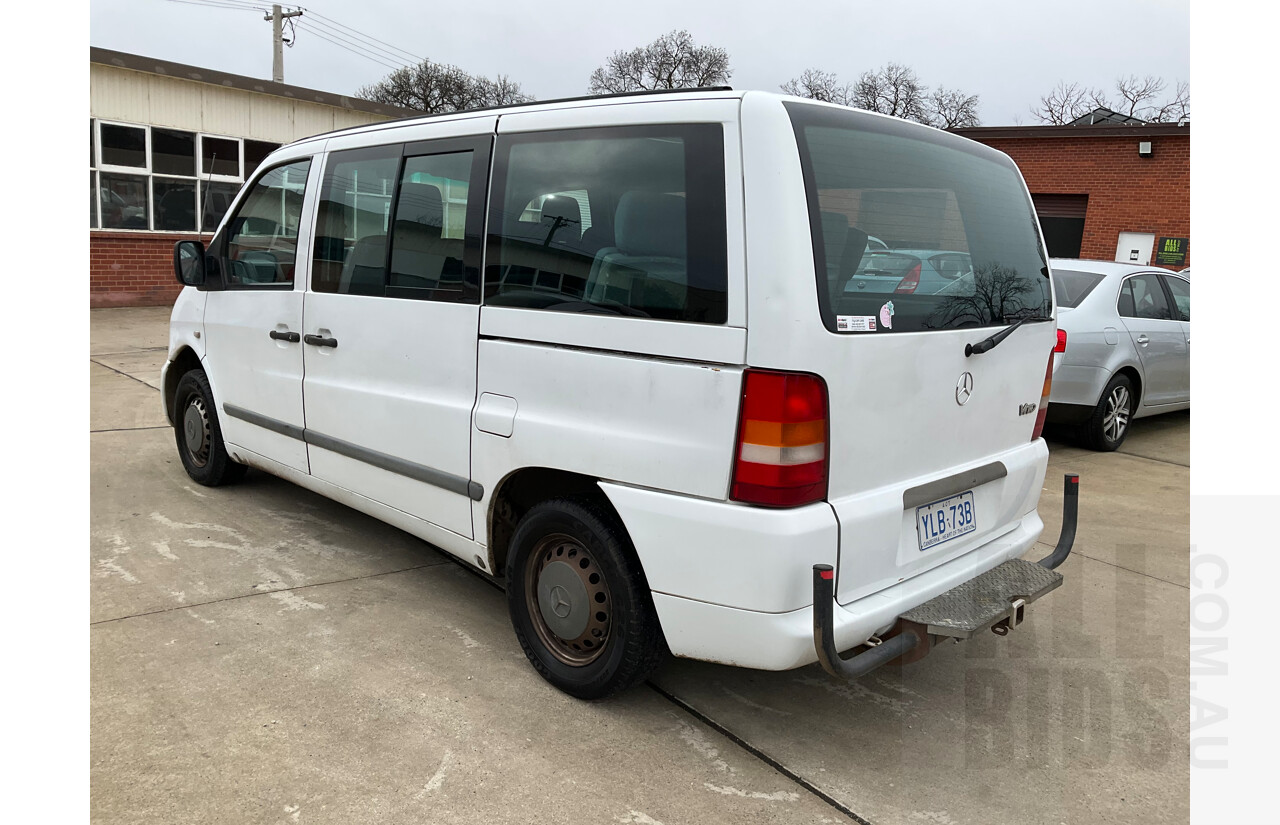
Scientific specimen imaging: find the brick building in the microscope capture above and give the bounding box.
[90,48,414,307]
[954,121,1190,270]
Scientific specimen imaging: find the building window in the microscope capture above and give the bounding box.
[90,119,281,233]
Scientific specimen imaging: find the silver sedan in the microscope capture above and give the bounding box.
[1047,258,1190,450]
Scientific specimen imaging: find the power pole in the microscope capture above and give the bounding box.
[264,4,304,83]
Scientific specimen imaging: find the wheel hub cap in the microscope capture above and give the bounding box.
[183,398,211,467]
[525,534,612,666]
[537,561,589,639]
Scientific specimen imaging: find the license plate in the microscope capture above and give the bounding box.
[916,491,977,551]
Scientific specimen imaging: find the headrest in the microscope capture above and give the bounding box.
[615,192,685,259]
[540,194,582,239]
[839,225,870,280]
[347,234,387,267]
[397,183,444,228]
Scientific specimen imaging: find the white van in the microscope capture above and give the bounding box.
[165,89,1078,699]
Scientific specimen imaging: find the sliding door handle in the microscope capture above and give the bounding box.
[268,329,300,342]
[304,334,338,348]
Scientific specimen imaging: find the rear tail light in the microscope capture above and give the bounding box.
[730,369,829,507]
[894,263,922,294]
[1032,351,1054,440]
[1054,329,1067,353]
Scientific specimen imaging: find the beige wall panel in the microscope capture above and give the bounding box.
[200,86,253,137]
[146,76,208,132]
[248,97,299,144]
[292,105,337,142]
[90,66,151,124]
[330,108,386,131]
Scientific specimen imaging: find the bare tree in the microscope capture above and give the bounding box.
[780,68,852,105]
[1030,80,1109,125]
[589,30,731,93]
[853,63,930,122]
[928,87,981,128]
[1030,76,1190,124]
[359,59,533,114]
[782,64,981,127]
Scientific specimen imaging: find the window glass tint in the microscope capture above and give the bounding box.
[1051,268,1106,308]
[152,128,196,176]
[245,140,281,177]
[101,124,147,168]
[312,149,400,295]
[202,136,239,177]
[201,181,243,233]
[786,103,1051,333]
[89,171,97,227]
[1119,274,1173,320]
[224,160,311,286]
[388,151,474,301]
[1163,275,1189,321]
[90,120,96,167]
[99,172,149,229]
[154,178,197,231]
[486,125,727,324]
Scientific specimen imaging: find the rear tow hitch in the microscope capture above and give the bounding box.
[812,473,1079,680]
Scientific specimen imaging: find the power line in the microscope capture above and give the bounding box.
[297,14,421,66]
[290,16,414,68]
[195,0,423,65]
[293,22,403,72]
[301,9,424,64]
[164,0,270,13]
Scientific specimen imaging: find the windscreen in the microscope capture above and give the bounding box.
[786,103,1051,333]
[1050,268,1106,308]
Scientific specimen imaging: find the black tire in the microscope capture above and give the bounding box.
[172,369,247,486]
[505,497,666,699]
[1080,373,1134,452]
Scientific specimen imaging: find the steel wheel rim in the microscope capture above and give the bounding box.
[1103,385,1130,442]
[524,532,612,666]
[182,395,212,468]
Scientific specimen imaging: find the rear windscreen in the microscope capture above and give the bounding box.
[1051,268,1106,308]
[786,103,1051,334]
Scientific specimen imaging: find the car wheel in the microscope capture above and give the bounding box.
[1081,373,1134,452]
[173,369,247,486]
[506,497,667,699]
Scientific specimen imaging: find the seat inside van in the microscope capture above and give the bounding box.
[585,191,688,318]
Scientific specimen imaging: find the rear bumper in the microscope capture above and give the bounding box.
[648,510,1045,671]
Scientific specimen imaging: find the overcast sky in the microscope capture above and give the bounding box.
[90,0,1190,125]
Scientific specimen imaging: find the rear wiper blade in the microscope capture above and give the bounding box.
[965,315,1052,357]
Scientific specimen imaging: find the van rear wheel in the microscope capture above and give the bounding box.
[173,369,246,486]
[506,497,666,699]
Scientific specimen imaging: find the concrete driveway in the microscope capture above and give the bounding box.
[91,307,1188,825]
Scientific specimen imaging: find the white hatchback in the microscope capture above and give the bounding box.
[164,89,1078,698]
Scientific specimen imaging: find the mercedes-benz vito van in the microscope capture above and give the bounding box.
[165,89,1078,699]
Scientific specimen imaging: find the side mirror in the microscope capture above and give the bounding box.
[174,240,206,286]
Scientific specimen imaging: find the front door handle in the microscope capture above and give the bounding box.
[304,334,338,348]
[1136,334,1149,346]
[268,329,300,343]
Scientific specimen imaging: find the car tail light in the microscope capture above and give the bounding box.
[894,263,922,294]
[1054,329,1067,353]
[730,369,829,507]
[1032,351,1054,440]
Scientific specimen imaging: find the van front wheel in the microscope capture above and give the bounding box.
[173,369,246,486]
[506,498,666,699]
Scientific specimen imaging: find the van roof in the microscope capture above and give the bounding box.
[290,86,743,147]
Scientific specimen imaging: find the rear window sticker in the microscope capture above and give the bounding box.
[836,315,877,332]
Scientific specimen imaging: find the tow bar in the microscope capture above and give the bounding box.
[813,473,1079,680]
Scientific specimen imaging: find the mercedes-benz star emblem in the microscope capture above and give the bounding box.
[956,372,974,406]
[549,585,572,618]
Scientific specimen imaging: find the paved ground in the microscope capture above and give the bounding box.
[91,307,1188,825]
